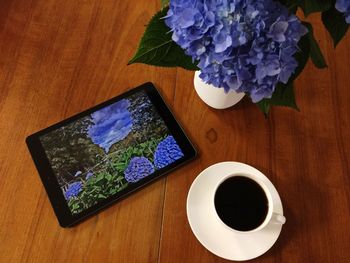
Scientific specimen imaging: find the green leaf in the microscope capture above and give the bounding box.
[128,7,198,70]
[116,176,125,183]
[322,6,349,47]
[95,173,107,186]
[113,162,126,171]
[98,194,107,199]
[105,173,112,181]
[95,173,104,181]
[256,99,271,116]
[161,0,169,8]
[256,82,299,116]
[303,22,327,68]
[277,0,298,14]
[290,31,310,82]
[270,82,299,109]
[109,189,117,195]
[297,0,332,16]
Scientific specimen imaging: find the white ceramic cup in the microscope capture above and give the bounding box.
[213,173,286,234]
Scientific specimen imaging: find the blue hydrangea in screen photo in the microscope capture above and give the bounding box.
[41,89,181,214]
[336,0,350,24]
[64,182,83,200]
[165,0,308,102]
[88,99,133,152]
[124,157,155,183]
[154,135,184,169]
[85,171,94,180]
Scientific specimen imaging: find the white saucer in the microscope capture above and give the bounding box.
[186,162,284,261]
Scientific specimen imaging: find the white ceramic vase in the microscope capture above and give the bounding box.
[194,71,245,109]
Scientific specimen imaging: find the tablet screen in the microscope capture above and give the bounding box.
[39,90,184,215]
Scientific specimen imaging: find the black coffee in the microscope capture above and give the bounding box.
[214,176,268,231]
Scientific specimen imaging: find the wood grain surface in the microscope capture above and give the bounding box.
[1,0,350,262]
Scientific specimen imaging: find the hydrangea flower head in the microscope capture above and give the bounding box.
[124,157,155,183]
[336,0,350,24]
[64,182,82,200]
[74,171,82,177]
[86,171,94,180]
[154,135,184,169]
[165,0,308,102]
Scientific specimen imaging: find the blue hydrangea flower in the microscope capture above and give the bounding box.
[165,0,308,102]
[64,182,82,200]
[124,157,155,183]
[154,135,184,169]
[85,171,94,180]
[74,171,82,177]
[336,0,350,24]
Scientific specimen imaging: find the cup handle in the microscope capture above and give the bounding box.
[270,213,286,225]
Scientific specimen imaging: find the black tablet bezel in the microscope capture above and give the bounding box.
[26,82,197,227]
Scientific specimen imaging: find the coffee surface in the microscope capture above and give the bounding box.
[214,176,268,231]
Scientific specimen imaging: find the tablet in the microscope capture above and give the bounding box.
[26,82,197,227]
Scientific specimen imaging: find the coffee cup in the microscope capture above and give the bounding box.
[213,173,286,233]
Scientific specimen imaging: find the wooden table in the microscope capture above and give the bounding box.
[1,0,350,262]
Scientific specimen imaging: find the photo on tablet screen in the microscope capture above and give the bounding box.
[39,90,184,215]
